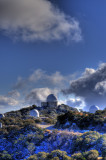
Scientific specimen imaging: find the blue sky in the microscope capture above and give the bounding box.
[0,0,106,112]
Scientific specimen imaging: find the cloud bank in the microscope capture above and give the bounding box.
[7,90,20,98]
[13,69,76,106]
[63,63,106,109]
[0,0,82,42]
[66,98,85,108]
[14,69,75,90]
[58,97,85,109]
[0,96,19,107]
[2,64,106,112]
[25,87,58,106]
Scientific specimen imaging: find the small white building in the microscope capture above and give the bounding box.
[0,114,4,119]
[89,105,99,113]
[29,109,39,118]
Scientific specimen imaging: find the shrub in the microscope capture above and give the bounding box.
[102,149,106,160]
[27,154,37,160]
[83,150,99,160]
[71,152,86,160]
[51,157,60,160]
[27,143,35,155]
[44,118,55,124]
[23,119,35,127]
[51,150,67,158]
[35,118,42,123]
[63,155,72,160]
[56,109,106,130]
[37,152,48,160]
[0,151,12,160]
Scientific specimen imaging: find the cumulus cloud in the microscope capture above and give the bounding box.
[82,68,96,77]
[25,87,58,105]
[66,98,85,108]
[11,69,78,108]
[14,69,75,90]
[0,90,21,113]
[95,81,106,95]
[7,90,20,98]
[0,0,82,42]
[0,95,19,107]
[62,63,106,109]
[29,69,66,86]
[14,77,28,90]
[58,98,85,108]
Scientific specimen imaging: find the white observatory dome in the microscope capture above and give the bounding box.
[0,114,4,119]
[47,94,57,102]
[30,109,39,118]
[89,105,99,113]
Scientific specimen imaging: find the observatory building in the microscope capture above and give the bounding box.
[41,94,58,108]
[29,109,39,118]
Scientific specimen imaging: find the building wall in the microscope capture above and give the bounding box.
[47,102,57,108]
[41,102,48,107]
[41,101,58,108]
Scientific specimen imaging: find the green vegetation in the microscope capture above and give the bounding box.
[0,151,12,160]
[56,109,106,131]
[0,117,38,135]
[0,106,105,159]
[26,149,99,160]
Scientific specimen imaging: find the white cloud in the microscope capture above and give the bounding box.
[0,0,82,42]
[63,63,106,109]
[0,95,19,107]
[66,98,85,108]
[95,81,106,95]
[29,69,66,86]
[82,68,96,77]
[25,87,58,105]
[12,69,78,107]
[29,69,45,82]
[14,69,75,90]
[58,97,85,109]
[7,90,20,98]
[0,90,20,113]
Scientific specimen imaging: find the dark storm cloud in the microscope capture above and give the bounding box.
[0,0,82,42]
[63,63,106,108]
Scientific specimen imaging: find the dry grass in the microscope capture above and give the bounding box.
[37,124,82,136]
[58,129,82,136]
[36,124,53,129]
[97,157,103,160]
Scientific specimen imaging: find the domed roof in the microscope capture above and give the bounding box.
[0,114,4,119]
[30,109,39,117]
[89,105,99,113]
[47,94,57,102]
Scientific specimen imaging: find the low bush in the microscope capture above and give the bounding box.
[56,109,106,131]
[71,152,86,160]
[26,149,100,160]
[83,150,99,160]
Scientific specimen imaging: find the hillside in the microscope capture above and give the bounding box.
[55,109,106,133]
[0,105,105,160]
